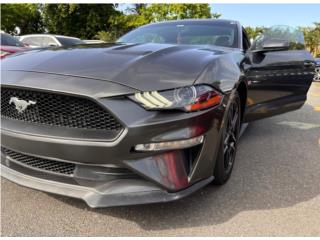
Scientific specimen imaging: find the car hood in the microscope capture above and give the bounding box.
[1,43,227,91]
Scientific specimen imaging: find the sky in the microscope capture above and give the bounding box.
[118,4,319,28]
[212,4,320,27]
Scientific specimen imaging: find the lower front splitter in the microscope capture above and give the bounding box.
[1,165,213,208]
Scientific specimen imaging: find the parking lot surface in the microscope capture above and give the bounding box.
[1,82,320,237]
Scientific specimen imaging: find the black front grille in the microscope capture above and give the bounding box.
[2,147,75,176]
[1,87,123,132]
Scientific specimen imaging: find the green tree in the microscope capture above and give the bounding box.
[141,4,215,22]
[43,4,119,39]
[300,22,320,56]
[245,26,265,40]
[101,13,148,41]
[1,4,44,35]
[131,4,147,14]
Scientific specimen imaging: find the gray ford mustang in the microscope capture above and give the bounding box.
[1,19,315,207]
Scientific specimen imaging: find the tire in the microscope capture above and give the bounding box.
[314,67,320,82]
[212,92,241,185]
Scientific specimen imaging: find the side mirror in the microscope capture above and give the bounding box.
[259,39,290,52]
[250,25,305,53]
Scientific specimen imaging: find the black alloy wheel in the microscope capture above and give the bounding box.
[212,92,241,185]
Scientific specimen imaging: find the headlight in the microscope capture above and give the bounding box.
[129,85,222,112]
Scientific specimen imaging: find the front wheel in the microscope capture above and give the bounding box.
[314,67,320,82]
[212,92,241,185]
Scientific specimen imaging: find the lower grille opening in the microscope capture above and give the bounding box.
[1,147,75,176]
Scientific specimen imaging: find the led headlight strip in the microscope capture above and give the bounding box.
[131,85,222,112]
[134,91,172,108]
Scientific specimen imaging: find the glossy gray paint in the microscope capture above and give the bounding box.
[0,19,315,207]
[2,43,242,92]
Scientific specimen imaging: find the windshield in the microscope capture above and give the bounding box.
[1,33,24,47]
[56,37,84,46]
[118,21,239,48]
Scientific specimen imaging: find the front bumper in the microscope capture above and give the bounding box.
[1,72,227,207]
[1,108,221,207]
[1,164,213,208]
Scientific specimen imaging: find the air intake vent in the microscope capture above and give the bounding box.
[2,147,75,176]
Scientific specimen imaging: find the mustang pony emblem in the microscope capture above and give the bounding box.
[9,97,36,113]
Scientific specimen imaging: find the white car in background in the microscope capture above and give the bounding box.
[83,40,106,44]
[19,34,84,48]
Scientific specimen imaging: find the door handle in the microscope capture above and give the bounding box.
[304,61,316,68]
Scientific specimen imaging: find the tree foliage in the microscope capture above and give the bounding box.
[1,3,319,56]
[1,4,44,35]
[43,4,118,39]
[299,22,320,56]
[245,26,266,41]
[97,4,221,42]
[140,4,214,22]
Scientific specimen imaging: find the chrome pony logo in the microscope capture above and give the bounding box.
[9,97,36,113]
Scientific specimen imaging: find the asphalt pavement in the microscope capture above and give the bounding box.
[1,82,320,237]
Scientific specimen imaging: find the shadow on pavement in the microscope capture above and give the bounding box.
[50,103,320,232]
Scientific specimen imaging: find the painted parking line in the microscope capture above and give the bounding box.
[277,121,320,130]
[310,93,320,97]
[314,106,320,112]
[307,82,320,113]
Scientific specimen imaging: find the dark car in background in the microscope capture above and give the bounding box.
[19,34,84,48]
[1,32,28,58]
[1,20,315,207]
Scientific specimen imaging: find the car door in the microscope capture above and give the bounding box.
[242,26,315,122]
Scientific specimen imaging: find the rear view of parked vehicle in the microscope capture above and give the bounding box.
[19,34,84,48]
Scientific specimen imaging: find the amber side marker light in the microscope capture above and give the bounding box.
[186,90,222,112]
